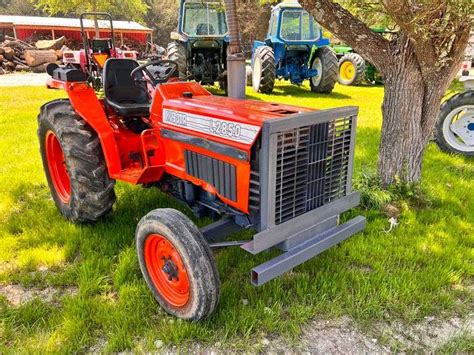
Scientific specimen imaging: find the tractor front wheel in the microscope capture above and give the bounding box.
[38,99,116,222]
[310,47,338,93]
[338,53,366,86]
[252,46,275,94]
[136,208,220,321]
[167,42,187,79]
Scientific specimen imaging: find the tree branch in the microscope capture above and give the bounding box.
[300,0,393,70]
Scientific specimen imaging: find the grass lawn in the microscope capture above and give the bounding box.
[0,83,473,352]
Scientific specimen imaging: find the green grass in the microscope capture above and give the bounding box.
[437,332,474,353]
[0,82,473,352]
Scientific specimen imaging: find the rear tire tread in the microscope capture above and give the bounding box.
[310,47,338,93]
[253,46,276,94]
[167,42,187,79]
[338,53,366,86]
[38,99,116,222]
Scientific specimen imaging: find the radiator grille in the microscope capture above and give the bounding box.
[184,150,237,201]
[249,170,260,213]
[274,116,353,225]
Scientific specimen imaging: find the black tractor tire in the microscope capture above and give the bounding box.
[338,53,366,86]
[136,208,220,321]
[310,47,338,93]
[167,42,187,79]
[38,99,116,222]
[252,45,275,94]
[246,65,253,87]
[435,90,474,156]
[219,77,228,96]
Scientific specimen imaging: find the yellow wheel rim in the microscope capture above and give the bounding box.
[340,61,356,81]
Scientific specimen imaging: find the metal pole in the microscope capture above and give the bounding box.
[224,0,246,99]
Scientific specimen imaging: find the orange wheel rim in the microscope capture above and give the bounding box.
[45,131,71,203]
[144,234,190,307]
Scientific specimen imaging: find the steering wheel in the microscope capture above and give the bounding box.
[130,60,179,87]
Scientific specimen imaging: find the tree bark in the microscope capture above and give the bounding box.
[35,36,65,50]
[378,63,425,183]
[24,50,57,67]
[93,2,100,38]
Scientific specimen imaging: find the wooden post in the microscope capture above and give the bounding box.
[12,26,17,39]
[52,29,55,39]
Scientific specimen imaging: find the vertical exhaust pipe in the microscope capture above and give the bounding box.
[224,0,246,99]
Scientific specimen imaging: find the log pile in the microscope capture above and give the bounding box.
[0,36,67,74]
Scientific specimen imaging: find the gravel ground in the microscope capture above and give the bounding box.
[0,72,49,87]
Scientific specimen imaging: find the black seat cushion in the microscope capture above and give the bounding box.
[103,59,150,117]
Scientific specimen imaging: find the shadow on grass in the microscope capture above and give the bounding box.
[210,83,355,100]
[265,85,352,100]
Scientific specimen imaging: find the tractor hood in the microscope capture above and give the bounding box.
[150,82,313,152]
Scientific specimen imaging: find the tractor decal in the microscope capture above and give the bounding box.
[163,109,260,144]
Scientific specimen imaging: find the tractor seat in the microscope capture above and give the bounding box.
[103,58,150,118]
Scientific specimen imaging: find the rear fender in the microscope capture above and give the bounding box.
[59,81,122,176]
[273,42,286,65]
[251,41,267,65]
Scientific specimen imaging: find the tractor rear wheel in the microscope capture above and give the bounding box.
[136,208,220,321]
[338,53,366,86]
[310,47,338,93]
[167,42,187,79]
[219,77,228,96]
[246,65,253,87]
[38,99,116,222]
[252,46,275,94]
[435,90,474,156]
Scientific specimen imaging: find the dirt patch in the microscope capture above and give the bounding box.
[376,315,474,351]
[153,314,473,353]
[283,315,474,353]
[265,317,390,353]
[0,284,78,306]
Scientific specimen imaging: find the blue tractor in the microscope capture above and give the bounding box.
[167,0,229,89]
[251,0,338,94]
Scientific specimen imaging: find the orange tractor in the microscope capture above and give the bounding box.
[38,10,365,320]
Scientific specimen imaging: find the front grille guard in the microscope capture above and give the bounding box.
[258,106,358,231]
[241,106,366,285]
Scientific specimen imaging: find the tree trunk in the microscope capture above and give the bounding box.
[24,50,57,67]
[378,72,426,184]
[93,2,100,38]
[35,36,65,50]
[377,40,446,185]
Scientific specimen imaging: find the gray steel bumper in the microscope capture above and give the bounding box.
[250,215,366,286]
[242,192,366,286]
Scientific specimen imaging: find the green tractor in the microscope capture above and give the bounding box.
[332,28,395,86]
[167,0,229,89]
